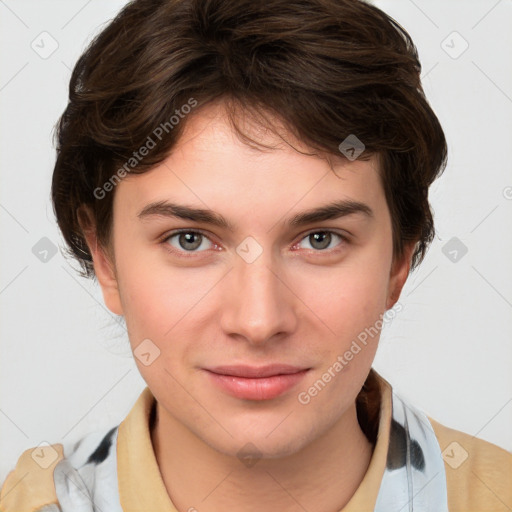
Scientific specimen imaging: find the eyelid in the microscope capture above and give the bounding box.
[292,229,350,252]
[295,227,351,242]
[159,227,212,241]
[159,228,219,252]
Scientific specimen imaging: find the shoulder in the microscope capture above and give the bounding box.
[0,442,64,511]
[429,416,512,512]
[0,425,121,512]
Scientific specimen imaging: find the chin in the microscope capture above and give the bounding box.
[205,425,314,462]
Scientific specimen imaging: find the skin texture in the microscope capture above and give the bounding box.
[84,102,414,511]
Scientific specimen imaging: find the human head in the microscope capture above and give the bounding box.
[49,0,449,462]
[51,0,447,278]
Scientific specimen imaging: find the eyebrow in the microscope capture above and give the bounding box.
[137,199,373,230]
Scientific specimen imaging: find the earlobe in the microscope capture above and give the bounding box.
[77,206,124,316]
[386,243,415,310]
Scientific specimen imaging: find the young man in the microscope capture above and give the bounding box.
[1,0,510,511]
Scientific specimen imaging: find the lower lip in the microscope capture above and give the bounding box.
[205,370,309,400]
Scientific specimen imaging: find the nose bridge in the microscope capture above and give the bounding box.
[220,241,296,344]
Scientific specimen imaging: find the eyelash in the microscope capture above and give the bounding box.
[159,228,350,258]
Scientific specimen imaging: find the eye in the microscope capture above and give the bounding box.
[160,228,348,257]
[294,231,348,252]
[163,230,216,254]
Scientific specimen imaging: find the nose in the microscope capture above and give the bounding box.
[219,248,298,346]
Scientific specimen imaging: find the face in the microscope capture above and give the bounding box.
[89,102,411,459]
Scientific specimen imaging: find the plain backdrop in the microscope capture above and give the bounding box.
[1,0,511,485]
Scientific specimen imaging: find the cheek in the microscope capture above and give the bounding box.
[116,270,199,387]
[116,254,222,346]
[297,254,391,338]
[293,261,389,412]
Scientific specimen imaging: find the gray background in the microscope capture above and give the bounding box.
[1,0,511,485]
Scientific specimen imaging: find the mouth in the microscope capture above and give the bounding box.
[203,364,311,400]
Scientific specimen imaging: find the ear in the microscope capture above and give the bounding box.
[386,242,416,310]
[77,206,124,316]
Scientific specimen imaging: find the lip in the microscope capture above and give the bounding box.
[204,364,310,400]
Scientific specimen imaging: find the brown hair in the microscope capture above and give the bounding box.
[51,0,447,278]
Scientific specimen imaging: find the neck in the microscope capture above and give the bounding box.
[151,400,374,512]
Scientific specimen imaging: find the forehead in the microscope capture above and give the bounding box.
[114,102,386,224]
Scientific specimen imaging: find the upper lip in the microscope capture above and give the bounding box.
[205,364,309,378]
